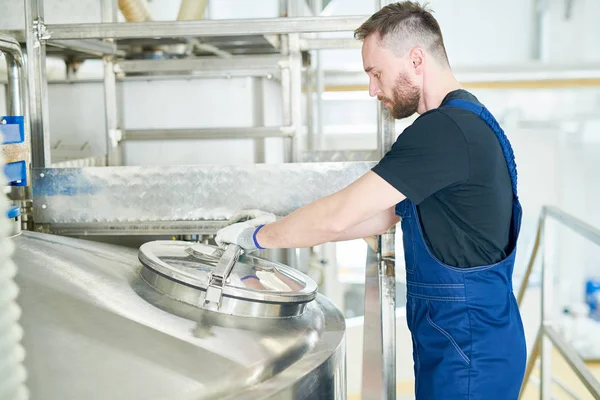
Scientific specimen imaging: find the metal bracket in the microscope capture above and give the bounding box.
[202,244,242,311]
[32,18,51,46]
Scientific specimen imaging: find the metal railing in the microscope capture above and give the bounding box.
[517,205,600,399]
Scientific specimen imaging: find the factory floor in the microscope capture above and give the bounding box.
[349,349,600,399]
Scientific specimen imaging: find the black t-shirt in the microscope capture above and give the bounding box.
[372,89,513,268]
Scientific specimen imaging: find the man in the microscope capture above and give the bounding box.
[216,2,526,399]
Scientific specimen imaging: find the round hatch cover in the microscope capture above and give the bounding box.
[138,241,318,318]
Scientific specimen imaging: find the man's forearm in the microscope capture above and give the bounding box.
[333,206,399,242]
[253,171,406,249]
[255,195,347,249]
[255,205,399,249]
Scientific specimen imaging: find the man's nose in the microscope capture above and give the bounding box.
[368,79,380,97]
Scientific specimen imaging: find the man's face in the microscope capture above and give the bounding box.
[361,33,421,119]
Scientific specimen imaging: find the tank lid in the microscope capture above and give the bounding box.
[138,241,318,318]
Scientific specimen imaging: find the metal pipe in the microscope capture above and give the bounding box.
[540,221,552,399]
[25,0,51,168]
[45,16,370,40]
[377,102,395,158]
[380,230,396,398]
[544,206,600,247]
[362,240,386,399]
[122,126,295,141]
[252,78,266,163]
[103,0,120,167]
[519,327,542,399]
[517,215,544,305]
[545,325,600,399]
[0,34,25,117]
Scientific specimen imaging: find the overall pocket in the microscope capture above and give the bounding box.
[424,300,471,365]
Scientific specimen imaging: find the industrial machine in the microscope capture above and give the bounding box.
[13,232,346,399]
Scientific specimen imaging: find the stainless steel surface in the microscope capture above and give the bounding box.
[280,41,292,163]
[520,327,541,398]
[116,55,286,75]
[302,150,380,163]
[544,326,600,399]
[103,57,121,166]
[46,39,124,57]
[201,244,242,311]
[122,126,295,141]
[102,0,121,167]
[517,205,600,398]
[517,216,544,305]
[541,230,552,399]
[25,0,51,168]
[361,241,385,399]
[300,38,362,50]
[8,213,22,237]
[32,163,374,224]
[377,103,395,158]
[36,220,228,236]
[50,155,107,168]
[44,16,369,40]
[287,1,302,163]
[138,240,317,305]
[0,33,25,116]
[252,78,266,163]
[380,230,396,399]
[13,231,346,399]
[544,206,600,246]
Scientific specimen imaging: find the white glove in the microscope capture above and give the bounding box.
[215,221,261,252]
[229,209,277,227]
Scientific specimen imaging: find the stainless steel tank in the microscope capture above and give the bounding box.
[13,232,346,399]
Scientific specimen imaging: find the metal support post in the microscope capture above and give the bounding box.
[286,0,302,163]
[305,64,315,150]
[102,0,121,166]
[25,0,51,168]
[252,77,266,163]
[540,223,552,399]
[312,0,324,151]
[362,91,397,399]
[362,229,396,400]
[377,102,395,158]
[280,37,293,164]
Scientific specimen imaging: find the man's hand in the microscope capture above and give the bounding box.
[215,221,262,252]
[229,209,277,227]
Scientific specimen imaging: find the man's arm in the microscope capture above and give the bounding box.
[333,206,399,242]
[255,171,405,249]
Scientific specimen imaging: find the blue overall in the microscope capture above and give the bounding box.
[396,99,526,399]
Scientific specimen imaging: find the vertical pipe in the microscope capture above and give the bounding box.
[380,229,396,398]
[362,240,385,400]
[3,54,23,117]
[25,0,51,168]
[377,103,395,158]
[540,222,552,399]
[102,0,120,166]
[313,0,324,151]
[253,77,266,163]
[287,0,302,163]
[306,63,314,152]
[280,50,292,163]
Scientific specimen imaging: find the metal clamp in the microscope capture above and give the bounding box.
[202,244,242,311]
[32,18,51,45]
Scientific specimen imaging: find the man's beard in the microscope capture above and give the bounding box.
[378,73,420,119]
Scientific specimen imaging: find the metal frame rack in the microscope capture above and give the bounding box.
[517,206,600,399]
[13,0,402,399]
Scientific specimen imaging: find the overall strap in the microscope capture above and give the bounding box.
[444,99,518,198]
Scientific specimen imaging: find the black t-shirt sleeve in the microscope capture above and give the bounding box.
[372,110,470,204]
